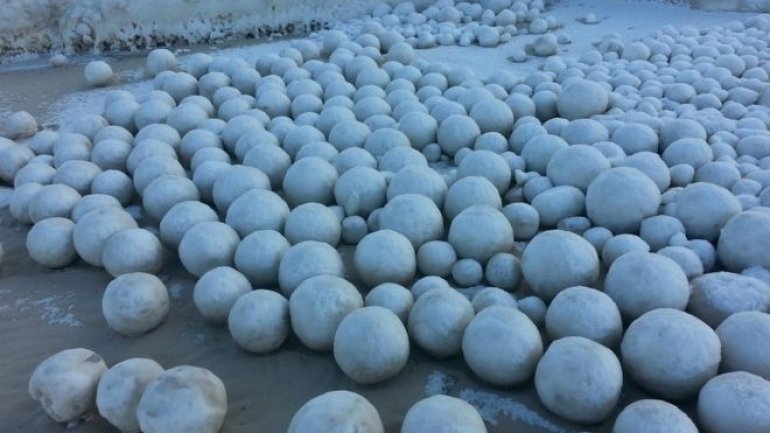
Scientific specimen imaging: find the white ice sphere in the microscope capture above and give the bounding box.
[387,165,447,207]
[283,203,339,246]
[193,266,251,324]
[212,165,270,213]
[545,286,622,347]
[546,144,610,191]
[102,228,163,277]
[471,287,517,313]
[408,287,474,358]
[521,230,599,302]
[621,308,720,400]
[28,348,107,423]
[698,372,770,433]
[612,399,698,433]
[73,194,122,223]
[417,240,457,278]
[334,306,409,384]
[521,134,568,175]
[85,61,115,87]
[462,306,542,386]
[611,123,659,154]
[289,275,363,351]
[688,272,770,328]
[334,166,387,217]
[639,215,685,251]
[378,194,443,249]
[137,366,227,433]
[673,183,741,242]
[531,185,586,228]
[0,145,35,183]
[287,391,384,433]
[365,283,414,323]
[437,114,481,156]
[282,157,337,207]
[73,207,138,267]
[452,259,483,287]
[398,110,437,150]
[54,160,102,195]
[159,201,218,249]
[484,253,522,292]
[601,234,650,267]
[228,289,289,353]
[444,176,502,222]
[279,241,345,295]
[234,230,289,287]
[142,175,200,222]
[3,111,38,139]
[26,184,80,223]
[96,358,164,433]
[717,211,770,272]
[26,217,77,268]
[146,49,178,76]
[102,273,169,337]
[178,221,240,278]
[556,79,608,120]
[457,150,511,194]
[225,189,290,238]
[502,203,539,241]
[401,395,487,433]
[448,205,513,263]
[717,311,770,380]
[586,167,661,233]
[354,229,416,288]
[50,53,69,67]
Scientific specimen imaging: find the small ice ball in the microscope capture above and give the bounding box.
[228,289,290,353]
[85,61,115,87]
[407,287,474,358]
[102,273,169,337]
[96,358,164,433]
[102,228,164,277]
[193,266,251,324]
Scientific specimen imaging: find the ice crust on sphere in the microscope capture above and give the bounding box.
[3,110,38,139]
[364,283,414,323]
[378,193,443,249]
[448,204,514,263]
[96,358,164,433]
[225,188,290,238]
[228,289,290,353]
[287,391,384,433]
[556,79,609,120]
[159,201,218,249]
[29,348,107,423]
[401,395,487,433]
[137,366,227,433]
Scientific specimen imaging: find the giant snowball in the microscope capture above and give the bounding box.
[278,241,345,295]
[137,366,227,433]
[193,266,251,323]
[556,79,609,120]
[621,308,721,400]
[29,348,107,423]
[717,211,770,272]
[407,287,474,358]
[604,252,690,321]
[289,275,363,351]
[586,167,661,233]
[26,217,77,268]
[462,306,543,386]
[401,395,487,433]
[102,228,164,277]
[159,201,218,249]
[334,166,387,217]
[96,358,164,433]
[717,311,770,380]
[282,157,338,206]
[612,399,698,433]
[102,273,169,337]
[234,230,290,287]
[697,372,770,433]
[354,230,416,287]
[287,391,384,433]
[178,221,240,278]
[334,306,409,384]
[437,114,481,156]
[378,194,443,249]
[284,203,341,246]
[448,205,513,263]
[673,183,741,241]
[521,230,599,301]
[225,188,290,237]
[228,289,290,353]
[535,336,622,424]
[545,286,623,347]
[73,207,138,267]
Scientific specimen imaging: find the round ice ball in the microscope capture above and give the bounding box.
[586,167,661,233]
[146,48,179,76]
[96,358,164,433]
[612,399,698,433]
[85,61,115,87]
[717,211,770,272]
[448,205,513,263]
[278,241,345,296]
[28,184,82,223]
[717,311,770,380]
[535,336,623,424]
[73,207,138,267]
[142,175,200,222]
[546,144,610,192]
[178,221,240,278]
[688,272,770,328]
[283,157,338,207]
[284,203,341,246]
[401,395,487,433]
[437,114,481,156]
[354,229,416,288]
[697,371,770,433]
[289,275,363,351]
[26,217,77,268]
[3,110,38,139]
[457,150,512,194]
[225,189,290,238]
[556,79,609,120]
[287,391,384,433]
[212,165,270,213]
[673,183,741,241]
[159,201,218,250]
[333,306,409,384]
[364,283,414,323]
[545,286,623,347]
[521,230,599,302]
[102,272,170,337]
[228,289,289,353]
[378,194,443,249]
[192,266,251,324]
[137,366,227,433]
[416,240,457,278]
[234,230,289,288]
[462,306,542,386]
[29,348,107,423]
[621,308,720,400]
[408,287,474,358]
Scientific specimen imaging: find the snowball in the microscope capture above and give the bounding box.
[191,266,251,324]
[282,157,338,207]
[457,150,511,194]
[212,165,270,213]
[232,230,289,288]
[417,240,457,278]
[407,287,474,358]
[698,372,770,433]
[73,207,138,267]
[483,252,522,291]
[28,348,107,423]
[448,205,513,263]
[242,143,291,187]
[601,234,650,267]
[611,122,659,154]
[639,215,685,251]
[27,184,82,223]
[3,111,38,139]
[142,175,200,222]
[102,228,163,277]
[717,211,770,272]
[26,217,77,268]
[437,114,481,156]
[521,134,568,175]
[0,145,35,183]
[334,166,387,217]
[225,189,290,238]
[178,221,240,278]
[531,185,586,228]
[451,259,483,287]
[102,273,169,337]
[658,246,704,279]
[378,194,443,249]
[621,308,720,400]
[278,241,345,295]
[556,79,609,120]
[283,203,341,246]
[545,286,622,347]
[401,395,486,433]
[688,272,770,328]
[612,399,698,433]
[85,61,114,87]
[546,144,610,191]
[535,336,622,423]
[717,311,770,380]
[287,391,384,433]
[398,110,437,150]
[354,229,416,287]
[444,176,501,221]
[502,203,539,241]
[96,358,164,433]
[159,201,218,249]
[228,289,289,353]
[521,230,599,301]
[387,165,447,207]
[586,167,661,233]
[137,366,227,433]
[289,275,363,351]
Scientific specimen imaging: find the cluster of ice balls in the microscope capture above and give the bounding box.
[28,348,227,433]
[4,8,770,432]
